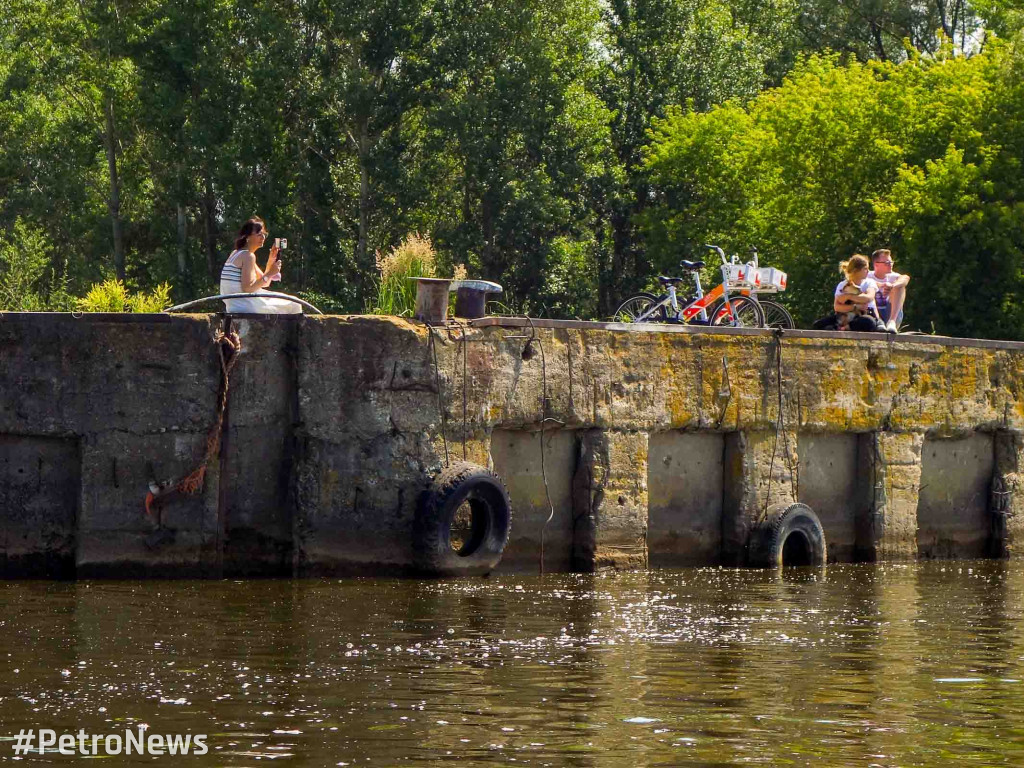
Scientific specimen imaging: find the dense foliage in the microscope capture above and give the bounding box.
[1,0,1022,337]
[644,39,1024,338]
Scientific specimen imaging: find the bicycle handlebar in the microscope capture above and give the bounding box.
[703,244,727,264]
[704,243,760,267]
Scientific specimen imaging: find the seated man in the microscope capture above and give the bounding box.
[869,249,909,333]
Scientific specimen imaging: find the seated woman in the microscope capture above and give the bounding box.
[833,254,885,332]
[220,217,302,314]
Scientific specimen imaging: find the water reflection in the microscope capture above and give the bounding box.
[1,563,1024,765]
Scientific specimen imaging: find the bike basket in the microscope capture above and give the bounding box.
[754,267,788,293]
[723,263,760,288]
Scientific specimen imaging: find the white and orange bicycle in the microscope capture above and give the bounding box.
[614,245,793,329]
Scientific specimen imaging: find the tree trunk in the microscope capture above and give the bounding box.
[356,118,370,301]
[481,187,495,276]
[595,215,610,316]
[176,146,187,279]
[103,92,125,280]
[202,168,219,283]
[176,202,187,278]
[871,21,887,61]
[297,138,309,286]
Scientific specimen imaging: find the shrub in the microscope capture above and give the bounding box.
[78,280,172,313]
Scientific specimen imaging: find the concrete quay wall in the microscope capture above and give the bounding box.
[2,312,1024,577]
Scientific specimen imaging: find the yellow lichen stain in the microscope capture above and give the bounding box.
[431,325,1024,435]
[321,468,340,499]
[858,373,876,404]
[947,351,981,400]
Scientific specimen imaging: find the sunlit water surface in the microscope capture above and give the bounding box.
[3,561,1024,765]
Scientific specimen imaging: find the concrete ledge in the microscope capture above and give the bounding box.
[469,316,1024,351]
[1,312,1022,576]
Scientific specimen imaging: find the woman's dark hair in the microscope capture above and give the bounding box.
[234,217,266,250]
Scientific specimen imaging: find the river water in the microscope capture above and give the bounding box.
[2,561,1024,765]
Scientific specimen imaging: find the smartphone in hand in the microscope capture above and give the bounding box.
[271,238,286,281]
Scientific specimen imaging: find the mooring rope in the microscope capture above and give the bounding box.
[761,327,787,522]
[145,328,242,519]
[462,325,469,462]
[426,323,451,467]
[520,316,557,576]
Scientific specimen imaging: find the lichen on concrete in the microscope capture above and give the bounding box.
[3,313,1024,576]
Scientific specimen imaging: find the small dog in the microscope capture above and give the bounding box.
[837,282,863,331]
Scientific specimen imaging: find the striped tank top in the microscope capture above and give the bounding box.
[218,249,302,314]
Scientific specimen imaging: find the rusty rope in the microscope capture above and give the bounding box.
[145,329,242,518]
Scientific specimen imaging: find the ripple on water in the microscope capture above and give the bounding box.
[2,562,1024,764]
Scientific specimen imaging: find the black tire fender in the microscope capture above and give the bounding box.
[748,502,827,567]
[413,462,512,576]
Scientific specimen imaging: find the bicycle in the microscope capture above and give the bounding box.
[737,246,795,330]
[613,245,764,328]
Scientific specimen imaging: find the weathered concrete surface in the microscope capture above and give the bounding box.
[0,314,224,576]
[994,432,1024,557]
[572,429,649,570]
[722,430,799,566]
[490,429,576,572]
[868,432,925,561]
[3,313,1024,576]
[917,433,995,559]
[648,431,724,567]
[0,435,78,576]
[798,433,865,563]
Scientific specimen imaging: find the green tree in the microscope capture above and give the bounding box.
[409,0,618,314]
[643,43,1024,339]
[596,0,794,312]
[1,0,144,287]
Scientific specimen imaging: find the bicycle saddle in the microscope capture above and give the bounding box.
[657,276,687,286]
[680,260,705,270]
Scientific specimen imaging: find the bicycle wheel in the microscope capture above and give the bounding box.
[758,299,795,329]
[613,293,666,322]
[708,295,764,328]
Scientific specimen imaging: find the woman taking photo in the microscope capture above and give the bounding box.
[219,217,302,314]
[833,254,885,332]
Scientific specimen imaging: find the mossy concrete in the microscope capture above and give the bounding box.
[2,312,1023,576]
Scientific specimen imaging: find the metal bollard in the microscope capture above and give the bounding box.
[452,279,504,319]
[409,278,452,324]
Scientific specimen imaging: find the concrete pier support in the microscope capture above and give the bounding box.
[917,433,994,558]
[993,431,1024,557]
[862,432,923,561]
[0,435,79,577]
[571,430,649,571]
[798,433,864,562]
[721,430,799,565]
[491,429,576,572]
[647,431,726,567]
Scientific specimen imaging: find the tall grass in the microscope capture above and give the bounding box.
[370,233,435,316]
[370,234,466,316]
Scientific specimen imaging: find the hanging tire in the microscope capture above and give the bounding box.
[413,462,512,577]
[748,503,827,568]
